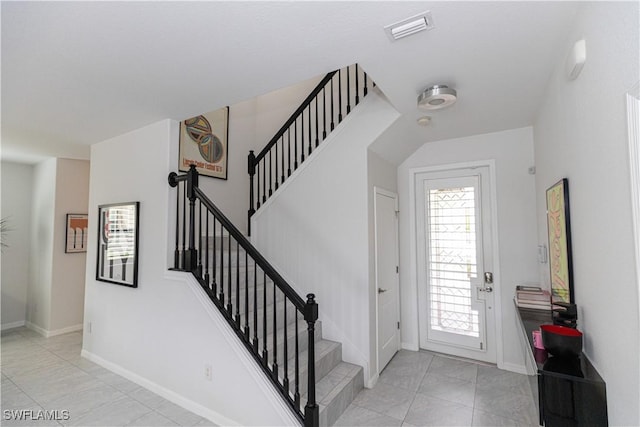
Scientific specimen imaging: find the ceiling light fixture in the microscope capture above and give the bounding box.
[418,85,457,110]
[384,12,434,41]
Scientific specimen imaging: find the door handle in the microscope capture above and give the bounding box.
[378,288,388,294]
[484,272,493,284]
[479,286,493,293]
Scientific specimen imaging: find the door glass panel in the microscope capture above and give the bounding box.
[428,186,479,337]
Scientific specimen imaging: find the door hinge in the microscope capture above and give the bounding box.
[397,321,400,329]
[480,342,483,350]
[396,266,399,273]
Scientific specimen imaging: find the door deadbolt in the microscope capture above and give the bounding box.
[484,272,493,284]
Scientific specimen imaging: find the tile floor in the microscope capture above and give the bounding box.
[334,350,539,427]
[2,326,538,427]
[1,327,216,427]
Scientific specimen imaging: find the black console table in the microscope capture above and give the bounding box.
[515,301,608,426]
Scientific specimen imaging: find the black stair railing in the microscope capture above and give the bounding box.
[248,64,373,233]
[168,165,319,427]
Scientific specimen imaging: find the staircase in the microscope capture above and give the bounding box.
[168,64,373,425]
[248,64,373,232]
[211,234,363,426]
[168,166,363,426]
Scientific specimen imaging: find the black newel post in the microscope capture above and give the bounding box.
[248,151,256,236]
[304,294,319,427]
[184,164,199,272]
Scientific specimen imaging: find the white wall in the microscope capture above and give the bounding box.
[398,127,539,370]
[27,158,57,331]
[533,3,639,425]
[83,119,297,426]
[366,150,398,376]
[251,90,400,385]
[197,76,320,233]
[1,161,33,328]
[50,158,90,332]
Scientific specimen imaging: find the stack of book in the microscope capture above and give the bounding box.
[515,285,551,309]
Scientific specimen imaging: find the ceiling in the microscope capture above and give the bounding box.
[1,1,579,165]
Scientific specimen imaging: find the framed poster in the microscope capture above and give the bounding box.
[546,178,574,303]
[179,106,229,179]
[96,202,140,288]
[65,214,88,253]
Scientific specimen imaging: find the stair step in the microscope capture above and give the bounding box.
[303,362,364,427]
[284,339,342,402]
[263,319,322,367]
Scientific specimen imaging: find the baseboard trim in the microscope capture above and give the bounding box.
[366,373,379,389]
[25,322,83,338]
[81,349,239,427]
[401,342,419,351]
[500,361,528,375]
[1,320,26,331]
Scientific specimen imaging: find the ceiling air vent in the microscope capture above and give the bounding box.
[384,12,434,41]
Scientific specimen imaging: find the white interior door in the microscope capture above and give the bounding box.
[416,166,496,363]
[375,188,400,373]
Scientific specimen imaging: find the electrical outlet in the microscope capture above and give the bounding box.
[204,364,212,381]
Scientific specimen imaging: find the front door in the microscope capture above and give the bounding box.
[415,166,496,363]
[375,188,400,372]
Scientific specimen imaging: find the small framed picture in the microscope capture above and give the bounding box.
[65,214,88,253]
[96,202,140,288]
[179,106,229,180]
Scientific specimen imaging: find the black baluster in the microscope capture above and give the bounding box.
[308,106,312,155]
[300,113,305,163]
[235,241,240,326]
[269,151,273,197]
[346,65,351,114]
[244,250,249,339]
[275,139,279,191]
[355,64,360,105]
[315,97,319,147]
[212,217,217,296]
[331,76,335,131]
[283,299,289,394]
[181,180,186,269]
[256,163,261,209]
[364,72,368,96]
[253,260,258,352]
[294,120,298,169]
[248,151,256,231]
[294,312,300,409]
[174,180,180,268]
[262,158,266,203]
[205,210,210,287]
[219,222,224,304]
[227,231,232,314]
[322,87,327,140]
[338,68,343,123]
[197,201,202,277]
[287,128,292,177]
[262,272,268,367]
[280,136,285,185]
[272,281,278,380]
[304,294,319,427]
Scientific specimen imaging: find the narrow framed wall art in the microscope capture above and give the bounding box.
[65,214,88,253]
[179,106,229,180]
[96,202,140,288]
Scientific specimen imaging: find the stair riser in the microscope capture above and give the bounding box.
[263,321,323,368]
[218,286,286,313]
[292,344,342,400]
[321,370,364,427]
